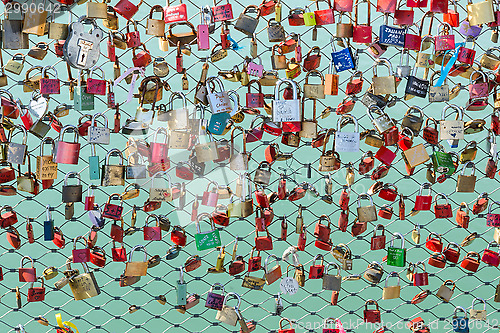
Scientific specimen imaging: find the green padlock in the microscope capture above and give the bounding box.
[74,85,95,111]
[387,232,406,267]
[194,212,221,251]
[176,267,187,306]
[432,147,456,176]
[303,11,317,26]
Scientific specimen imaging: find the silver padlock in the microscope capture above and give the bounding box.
[158,91,189,130]
[88,113,110,144]
[272,79,301,123]
[367,105,395,134]
[7,126,27,165]
[63,16,103,69]
[253,162,272,186]
[322,262,342,291]
[335,114,360,152]
[215,292,241,326]
[396,48,411,78]
[206,76,232,115]
[440,104,464,140]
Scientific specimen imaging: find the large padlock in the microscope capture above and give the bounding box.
[147,5,165,36]
[440,104,464,141]
[63,17,103,70]
[194,213,221,251]
[124,245,148,276]
[303,70,326,99]
[272,79,301,124]
[72,236,91,263]
[481,241,500,267]
[55,125,80,165]
[331,37,356,72]
[143,214,162,241]
[379,14,406,47]
[367,105,395,134]
[434,193,453,218]
[414,182,432,211]
[467,0,495,26]
[39,66,60,95]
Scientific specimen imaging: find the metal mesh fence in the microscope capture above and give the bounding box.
[1,0,500,332]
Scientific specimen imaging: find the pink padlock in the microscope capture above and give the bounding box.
[72,236,91,263]
[55,125,81,165]
[86,67,107,95]
[39,66,60,95]
[434,23,455,51]
[201,181,219,207]
[149,127,169,164]
[197,24,210,51]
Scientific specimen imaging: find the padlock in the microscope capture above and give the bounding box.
[331,37,356,72]
[414,182,432,211]
[443,242,461,264]
[234,5,260,35]
[432,193,452,218]
[371,224,386,250]
[63,17,103,70]
[382,272,401,300]
[387,232,406,267]
[461,251,480,272]
[322,263,341,291]
[87,0,107,18]
[412,261,429,286]
[481,241,500,267]
[357,193,377,222]
[375,145,398,166]
[452,306,469,333]
[124,245,148,277]
[456,161,477,193]
[364,299,381,323]
[114,0,143,20]
[359,151,375,174]
[147,5,165,36]
[19,256,37,282]
[27,278,45,302]
[379,14,406,47]
[309,254,325,279]
[428,71,450,102]
[335,114,360,152]
[363,261,384,284]
[101,149,125,187]
[436,279,455,302]
[367,105,395,134]
[194,213,221,251]
[264,254,282,285]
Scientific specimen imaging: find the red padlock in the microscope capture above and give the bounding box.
[277,174,287,200]
[114,0,141,20]
[414,183,432,211]
[433,193,452,218]
[102,194,124,221]
[487,201,500,227]
[481,242,500,267]
[27,278,45,302]
[26,219,34,244]
[39,66,60,95]
[171,226,187,246]
[308,254,325,279]
[255,228,273,251]
[110,220,124,243]
[248,247,262,272]
[359,151,374,174]
[371,224,386,250]
[346,71,364,95]
[338,210,348,232]
[84,188,95,211]
[212,204,229,227]
[132,44,152,68]
[375,145,397,166]
[425,232,443,252]
[150,127,169,164]
[89,246,106,267]
[125,20,141,48]
[485,154,498,179]
[371,164,390,180]
[331,291,339,305]
[363,300,381,323]
[143,215,162,241]
[72,236,91,263]
[352,220,367,236]
[472,192,489,215]
[398,128,414,151]
[456,202,470,228]
[278,318,295,333]
[259,0,275,17]
[422,117,439,145]
[0,205,18,228]
[339,186,350,210]
[314,215,332,242]
[255,186,270,208]
[428,252,446,268]
[383,126,399,146]
[378,205,393,219]
[55,125,80,165]
[53,227,66,249]
[413,262,429,286]
[112,242,127,262]
[378,183,398,201]
[19,256,37,282]
[443,242,461,263]
[492,110,500,135]
[461,251,480,272]
[457,43,476,66]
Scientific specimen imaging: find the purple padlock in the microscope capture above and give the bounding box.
[459,20,482,38]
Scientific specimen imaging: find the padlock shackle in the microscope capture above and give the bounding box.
[209,282,225,293]
[91,112,109,129]
[73,235,88,249]
[364,299,379,310]
[128,245,148,263]
[414,260,426,272]
[41,65,58,79]
[64,171,81,186]
[384,271,400,287]
[372,57,393,77]
[195,212,216,233]
[279,318,293,330]
[357,192,374,207]
[461,161,476,176]
[433,193,449,204]
[324,262,340,276]
[145,214,160,227]
[20,255,34,267]
[274,78,298,100]
[488,200,500,214]
[418,182,432,196]
[390,232,405,248]
[443,279,456,290]
[336,114,358,132]
[40,137,56,156]
[471,297,486,310]
[264,254,279,271]
[373,224,385,236]
[441,104,463,120]
[222,291,241,309]
[453,306,467,318]
[105,148,124,165]
[59,125,79,143]
[470,69,487,84]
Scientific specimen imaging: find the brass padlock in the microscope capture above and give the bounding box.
[103,6,119,30]
[5,53,25,75]
[459,141,477,163]
[27,42,49,60]
[87,0,108,19]
[456,161,477,192]
[436,279,455,302]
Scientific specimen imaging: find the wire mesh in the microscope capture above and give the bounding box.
[1,0,500,332]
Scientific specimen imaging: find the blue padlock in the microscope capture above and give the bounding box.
[208,112,231,135]
[89,144,100,180]
[331,37,356,73]
[452,306,469,333]
[379,14,406,47]
[43,205,54,241]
